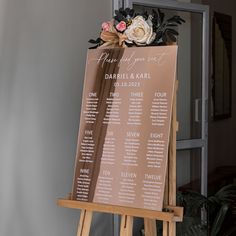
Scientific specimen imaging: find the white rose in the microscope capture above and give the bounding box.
[124,16,156,45]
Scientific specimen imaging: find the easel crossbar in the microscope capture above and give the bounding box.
[57,199,183,222]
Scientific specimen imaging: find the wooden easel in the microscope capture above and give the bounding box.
[57,81,182,236]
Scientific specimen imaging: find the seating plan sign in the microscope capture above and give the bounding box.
[72,46,177,211]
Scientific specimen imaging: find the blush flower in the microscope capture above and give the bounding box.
[102,21,112,32]
[124,16,156,45]
[116,21,127,32]
[100,19,128,47]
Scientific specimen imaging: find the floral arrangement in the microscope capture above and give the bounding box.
[89,8,185,48]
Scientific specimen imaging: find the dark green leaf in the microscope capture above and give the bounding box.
[124,42,133,47]
[114,15,124,22]
[119,9,127,17]
[142,11,148,20]
[114,9,126,22]
[184,224,207,236]
[179,17,186,23]
[162,33,167,44]
[155,31,163,41]
[166,28,179,35]
[125,8,131,16]
[158,8,164,23]
[167,16,185,24]
[166,23,178,27]
[129,9,135,17]
[88,38,101,44]
[166,31,177,42]
[210,204,229,236]
[89,45,98,49]
[214,184,236,203]
[176,20,184,24]
[114,10,119,16]
[88,39,97,44]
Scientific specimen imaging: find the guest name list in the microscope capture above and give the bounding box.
[72,46,177,211]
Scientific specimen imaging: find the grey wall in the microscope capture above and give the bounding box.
[0,0,114,235]
[202,0,236,172]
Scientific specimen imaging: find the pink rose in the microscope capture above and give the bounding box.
[116,21,126,32]
[102,22,110,32]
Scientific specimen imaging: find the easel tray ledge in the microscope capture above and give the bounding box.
[57,198,183,222]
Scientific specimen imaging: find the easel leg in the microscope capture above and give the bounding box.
[169,222,176,236]
[163,81,178,236]
[167,81,178,236]
[163,146,169,236]
[163,222,168,236]
[120,215,133,236]
[144,218,157,236]
[77,210,93,236]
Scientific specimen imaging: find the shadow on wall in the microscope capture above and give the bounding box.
[0,0,113,235]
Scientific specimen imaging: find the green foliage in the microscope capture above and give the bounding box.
[184,223,207,236]
[150,12,185,45]
[210,204,229,236]
[114,8,134,23]
[177,184,236,236]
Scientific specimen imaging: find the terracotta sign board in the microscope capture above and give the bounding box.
[72,46,177,211]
